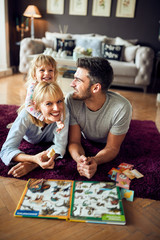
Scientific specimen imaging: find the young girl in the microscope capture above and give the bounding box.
[0,81,69,178]
[25,54,64,133]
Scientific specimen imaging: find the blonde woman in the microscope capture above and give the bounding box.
[0,82,69,178]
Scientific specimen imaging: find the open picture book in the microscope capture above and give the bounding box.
[14,178,126,225]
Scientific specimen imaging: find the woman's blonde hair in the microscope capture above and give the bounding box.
[19,82,65,127]
[27,54,58,86]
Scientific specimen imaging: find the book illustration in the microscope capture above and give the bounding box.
[70,181,125,224]
[15,179,73,219]
[14,179,126,225]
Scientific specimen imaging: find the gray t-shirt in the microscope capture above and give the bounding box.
[66,91,132,143]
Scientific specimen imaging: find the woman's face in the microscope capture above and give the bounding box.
[38,95,64,124]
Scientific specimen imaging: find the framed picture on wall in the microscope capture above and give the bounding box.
[69,0,88,16]
[116,0,136,18]
[92,0,112,17]
[47,0,64,15]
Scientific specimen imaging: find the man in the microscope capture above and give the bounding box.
[66,57,132,179]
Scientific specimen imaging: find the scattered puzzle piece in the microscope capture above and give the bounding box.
[47,148,55,158]
[130,169,144,179]
[123,169,135,180]
[121,189,134,202]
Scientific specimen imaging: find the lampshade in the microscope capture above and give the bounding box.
[23,5,42,18]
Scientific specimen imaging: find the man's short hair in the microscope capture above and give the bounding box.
[77,57,113,92]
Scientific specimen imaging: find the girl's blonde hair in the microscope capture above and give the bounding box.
[27,54,58,85]
[19,82,65,127]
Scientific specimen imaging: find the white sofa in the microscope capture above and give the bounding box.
[19,32,155,92]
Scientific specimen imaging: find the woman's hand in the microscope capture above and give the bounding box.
[35,151,55,169]
[8,162,38,178]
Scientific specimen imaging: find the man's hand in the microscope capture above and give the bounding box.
[77,156,97,179]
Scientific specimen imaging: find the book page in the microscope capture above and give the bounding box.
[15,179,73,219]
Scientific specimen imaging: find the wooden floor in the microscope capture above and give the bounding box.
[0,73,160,240]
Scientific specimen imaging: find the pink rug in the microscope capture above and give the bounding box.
[0,104,160,200]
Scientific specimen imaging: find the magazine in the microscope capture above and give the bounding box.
[14,179,126,225]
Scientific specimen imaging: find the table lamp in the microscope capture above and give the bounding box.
[23,5,42,39]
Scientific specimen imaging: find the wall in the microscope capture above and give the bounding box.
[8,0,160,67]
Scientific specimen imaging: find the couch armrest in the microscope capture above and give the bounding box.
[19,38,45,74]
[135,46,155,85]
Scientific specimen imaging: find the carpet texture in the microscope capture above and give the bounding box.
[0,104,160,200]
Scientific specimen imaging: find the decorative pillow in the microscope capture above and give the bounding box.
[115,37,133,47]
[56,38,75,56]
[102,43,123,61]
[127,39,138,45]
[103,37,116,45]
[75,37,102,57]
[123,45,140,62]
[42,37,54,49]
[71,33,95,39]
[45,32,73,51]
[45,32,72,40]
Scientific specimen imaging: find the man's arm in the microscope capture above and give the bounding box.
[68,124,86,163]
[93,132,126,165]
[77,132,126,179]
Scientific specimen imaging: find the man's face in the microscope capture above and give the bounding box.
[70,68,92,100]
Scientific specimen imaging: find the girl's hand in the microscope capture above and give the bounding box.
[56,121,64,133]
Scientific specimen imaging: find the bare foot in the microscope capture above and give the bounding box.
[8,162,38,178]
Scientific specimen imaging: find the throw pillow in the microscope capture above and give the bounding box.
[75,36,102,57]
[102,43,123,61]
[103,37,116,45]
[123,45,140,62]
[56,38,75,56]
[45,32,73,51]
[115,37,133,47]
[45,32,72,40]
[42,37,54,49]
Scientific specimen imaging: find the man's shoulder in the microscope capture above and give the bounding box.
[107,91,131,106]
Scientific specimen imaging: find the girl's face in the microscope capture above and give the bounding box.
[38,96,64,124]
[34,65,55,83]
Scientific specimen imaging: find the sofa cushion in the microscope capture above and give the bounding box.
[123,45,140,62]
[109,60,138,77]
[75,36,102,57]
[71,33,95,39]
[45,32,72,50]
[103,37,116,45]
[115,37,134,47]
[42,37,54,49]
[45,32,72,40]
[102,43,123,61]
[56,38,75,56]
